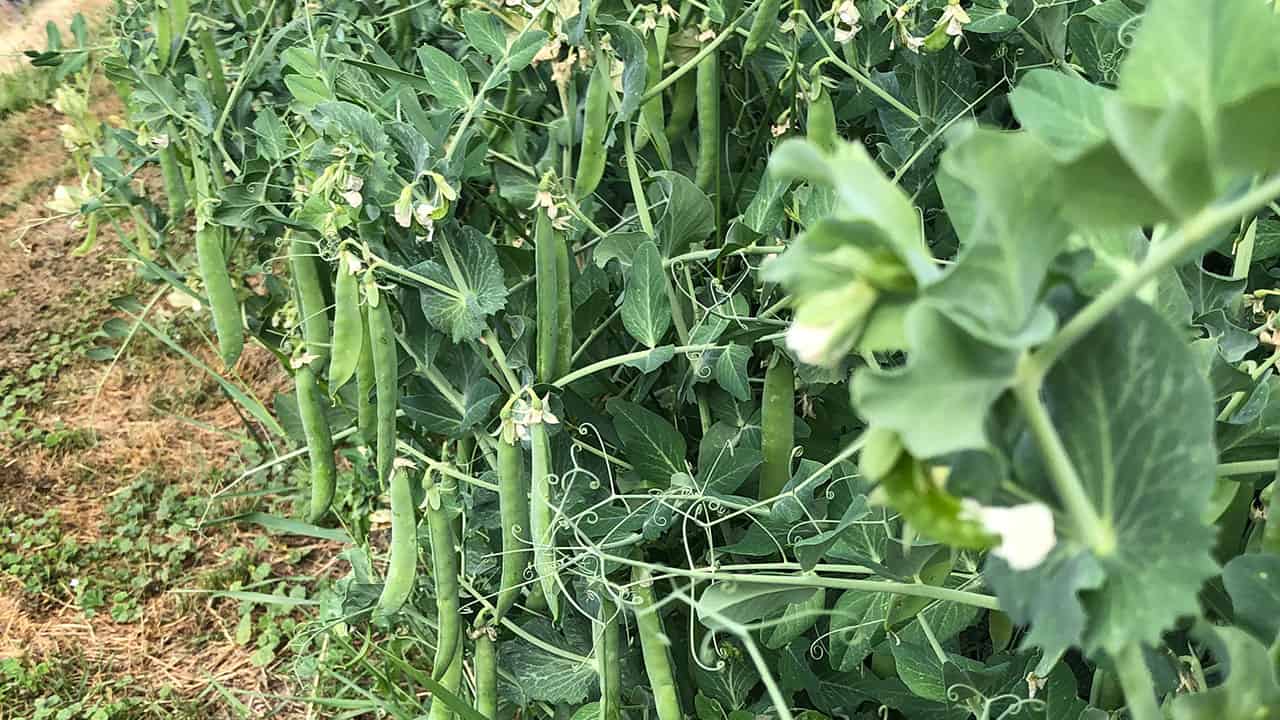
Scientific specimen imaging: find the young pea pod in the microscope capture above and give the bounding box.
[631,568,682,720]
[574,59,610,200]
[596,596,622,720]
[694,47,720,193]
[195,225,243,368]
[555,227,574,378]
[158,142,188,222]
[529,401,559,619]
[425,468,462,685]
[374,464,416,617]
[289,236,331,363]
[637,32,673,169]
[535,205,562,384]
[494,423,530,621]
[742,0,782,57]
[474,628,498,719]
[664,73,697,149]
[356,310,377,449]
[366,278,398,485]
[328,252,363,395]
[196,27,228,109]
[807,83,839,153]
[296,365,335,524]
[759,352,795,498]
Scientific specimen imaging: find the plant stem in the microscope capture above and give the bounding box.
[639,0,763,104]
[1113,644,1160,720]
[1028,174,1280,381]
[1013,369,1114,554]
[1218,459,1280,477]
[553,343,721,387]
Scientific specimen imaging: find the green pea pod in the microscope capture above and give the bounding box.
[296,365,335,524]
[328,252,363,395]
[742,0,782,57]
[494,427,530,621]
[475,630,498,719]
[529,408,559,619]
[596,596,621,720]
[196,27,227,109]
[425,469,461,685]
[158,142,188,222]
[154,7,173,67]
[876,451,996,550]
[631,568,682,720]
[694,47,720,193]
[555,225,574,378]
[535,206,561,384]
[575,59,610,200]
[637,34,673,169]
[356,309,377,449]
[195,225,243,368]
[375,465,416,617]
[807,84,838,153]
[664,73,697,149]
[759,352,794,498]
[289,236,331,364]
[366,279,398,486]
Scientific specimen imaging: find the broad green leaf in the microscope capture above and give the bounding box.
[794,495,870,571]
[714,344,751,401]
[462,9,507,60]
[1223,554,1280,645]
[696,582,819,629]
[621,241,672,348]
[500,634,596,704]
[416,46,474,109]
[606,398,687,487]
[507,30,549,73]
[1010,69,1111,163]
[892,642,987,703]
[994,301,1219,656]
[827,589,889,671]
[930,127,1067,345]
[695,431,761,495]
[415,228,509,342]
[648,172,714,256]
[854,303,1017,459]
[600,19,647,122]
[1170,626,1280,720]
[762,589,825,650]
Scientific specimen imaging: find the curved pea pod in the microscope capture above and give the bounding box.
[474,629,498,719]
[328,252,363,395]
[195,225,243,368]
[743,0,782,57]
[296,364,335,524]
[807,84,838,153]
[374,464,417,618]
[575,59,610,200]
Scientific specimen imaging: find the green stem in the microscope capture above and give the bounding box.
[639,0,763,104]
[1219,459,1280,477]
[1028,174,1280,381]
[553,344,721,387]
[1113,644,1160,720]
[1013,370,1114,554]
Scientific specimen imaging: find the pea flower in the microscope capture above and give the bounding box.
[963,501,1057,571]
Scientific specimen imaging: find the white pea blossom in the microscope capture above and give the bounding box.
[965,501,1057,571]
[342,190,364,208]
[941,1,972,36]
[786,321,838,366]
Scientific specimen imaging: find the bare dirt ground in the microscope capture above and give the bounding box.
[0,5,324,717]
[0,0,115,74]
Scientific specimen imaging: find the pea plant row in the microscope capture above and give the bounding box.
[54,0,1280,717]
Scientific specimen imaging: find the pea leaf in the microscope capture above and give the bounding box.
[1223,554,1280,645]
[415,228,509,342]
[462,9,507,61]
[854,303,1018,459]
[416,46,474,109]
[606,398,687,488]
[991,301,1219,656]
[1170,626,1280,720]
[621,240,672,348]
[1009,69,1111,163]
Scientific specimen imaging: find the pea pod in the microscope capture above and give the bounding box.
[374,465,416,617]
[355,311,377,449]
[575,59,610,200]
[664,74,697,149]
[328,252,363,395]
[289,236,330,363]
[296,365,335,524]
[637,33,673,169]
[494,424,530,621]
[872,441,996,550]
[195,225,243,368]
[555,226,574,378]
[742,0,782,57]
[474,629,498,719]
[535,204,561,384]
[807,83,838,153]
[694,47,720,193]
[366,279,398,485]
[158,142,188,222]
[425,468,461,684]
[631,568,682,720]
[196,27,227,109]
[759,352,794,498]
[529,402,559,619]
[596,596,622,720]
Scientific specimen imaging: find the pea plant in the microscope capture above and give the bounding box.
[60,0,1280,717]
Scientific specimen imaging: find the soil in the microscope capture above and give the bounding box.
[0,3,317,715]
[0,0,115,74]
